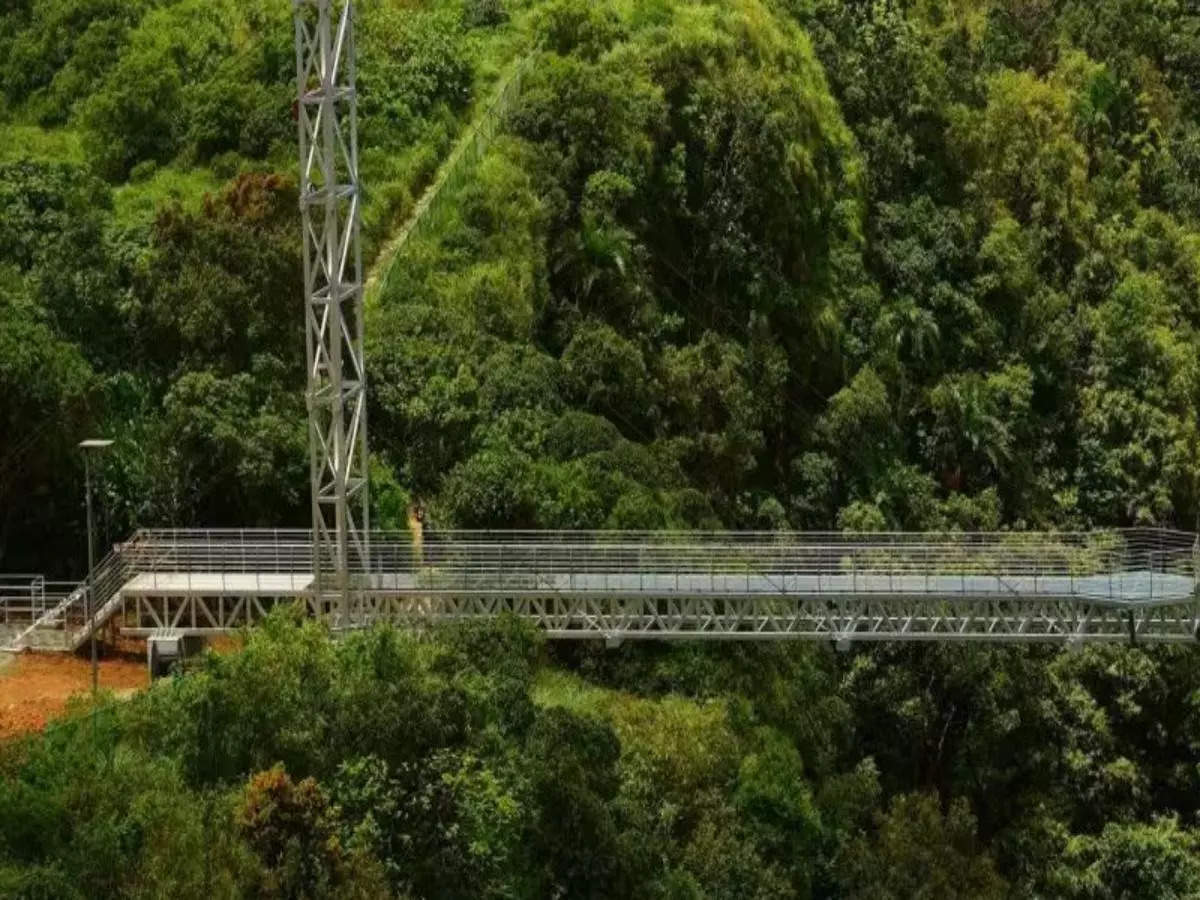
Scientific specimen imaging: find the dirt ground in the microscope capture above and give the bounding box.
[0,639,149,738]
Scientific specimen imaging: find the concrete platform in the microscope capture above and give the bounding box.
[119,569,1197,605]
[122,573,314,596]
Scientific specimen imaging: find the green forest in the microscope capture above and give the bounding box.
[3,0,1200,895]
[6,615,1200,898]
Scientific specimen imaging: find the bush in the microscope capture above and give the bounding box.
[358,9,472,144]
[538,0,627,61]
[546,411,621,460]
[442,447,539,527]
[462,0,509,29]
[80,47,183,179]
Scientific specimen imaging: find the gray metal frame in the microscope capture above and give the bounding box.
[294,0,369,616]
[117,593,1200,644]
[6,529,1198,650]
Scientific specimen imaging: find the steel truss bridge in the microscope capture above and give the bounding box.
[2,528,1198,652]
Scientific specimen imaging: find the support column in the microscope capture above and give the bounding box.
[294,0,370,624]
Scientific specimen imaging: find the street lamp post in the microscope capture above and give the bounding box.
[80,439,113,701]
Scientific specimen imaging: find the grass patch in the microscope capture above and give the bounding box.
[360,0,539,266]
[533,666,620,713]
[534,667,741,793]
[0,125,85,165]
[112,166,223,226]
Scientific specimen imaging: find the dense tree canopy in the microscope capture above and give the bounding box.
[364,0,1200,535]
[4,0,1200,896]
[3,618,1200,898]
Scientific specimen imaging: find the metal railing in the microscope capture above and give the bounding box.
[5,528,1198,649]
[368,52,534,304]
[3,539,138,651]
[0,575,47,625]
[104,527,1199,603]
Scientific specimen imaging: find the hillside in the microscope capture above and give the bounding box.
[373,0,1200,537]
[0,0,534,570]
[4,0,1200,897]
[5,0,1200,574]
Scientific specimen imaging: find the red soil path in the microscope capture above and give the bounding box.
[0,642,148,737]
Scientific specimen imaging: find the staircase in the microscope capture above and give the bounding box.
[3,538,140,652]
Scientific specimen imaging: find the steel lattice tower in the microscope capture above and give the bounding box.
[293,0,368,618]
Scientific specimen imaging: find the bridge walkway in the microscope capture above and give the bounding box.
[4,528,1198,650]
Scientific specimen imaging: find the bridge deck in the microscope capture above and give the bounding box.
[116,568,1200,643]
[120,569,1196,604]
[7,528,1199,649]
[123,573,313,596]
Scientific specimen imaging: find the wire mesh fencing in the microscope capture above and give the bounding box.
[93,527,1200,604]
[371,52,534,303]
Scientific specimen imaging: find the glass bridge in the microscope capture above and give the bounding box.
[3,528,1197,651]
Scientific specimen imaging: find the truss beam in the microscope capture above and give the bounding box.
[118,592,1200,644]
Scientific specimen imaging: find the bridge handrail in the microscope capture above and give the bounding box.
[127,526,1198,544]
[7,537,141,650]
[113,528,1196,585]
[7,527,1195,649]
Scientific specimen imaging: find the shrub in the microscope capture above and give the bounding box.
[462,0,509,29]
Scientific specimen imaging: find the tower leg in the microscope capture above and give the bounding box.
[294,0,369,619]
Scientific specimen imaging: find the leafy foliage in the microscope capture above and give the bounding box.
[4,619,1200,897]
[4,0,1200,894]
